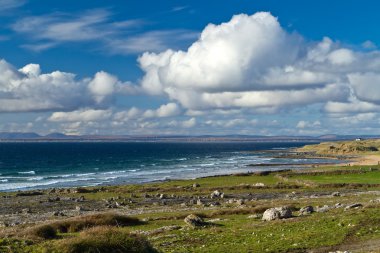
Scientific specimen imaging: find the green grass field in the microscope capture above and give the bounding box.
[1,161,380,253]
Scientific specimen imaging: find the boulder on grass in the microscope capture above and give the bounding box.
[184,214,205,228]
[299,206,314,216]
[262,207,292,221]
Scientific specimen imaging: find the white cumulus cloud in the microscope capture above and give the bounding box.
[0,59,135,112]
[137,11,380,115]
[48,109,112,122]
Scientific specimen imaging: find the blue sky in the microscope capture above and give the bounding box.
[1,0,380,135]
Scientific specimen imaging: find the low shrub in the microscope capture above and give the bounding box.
[25,224,57,240]
[53,226,158,253]
[51,213,143,233]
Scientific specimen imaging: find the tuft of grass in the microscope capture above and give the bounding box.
[51,213,143,233]
[52,226,158,253]
[24,224,57,240]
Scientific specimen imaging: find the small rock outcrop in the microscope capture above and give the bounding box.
[316,205,330,213]
[345,203,362,210]
[262,207,292,221]
[184,214,205,228]
[299,206,314,215]
[210,190,224,199]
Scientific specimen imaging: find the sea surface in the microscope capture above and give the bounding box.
[0,141,337,191]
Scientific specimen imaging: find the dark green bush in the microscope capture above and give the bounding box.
[26,224,57,240]
[54,226,158,253]
[51,213,143,233]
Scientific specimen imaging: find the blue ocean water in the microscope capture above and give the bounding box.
[0,142,333,191]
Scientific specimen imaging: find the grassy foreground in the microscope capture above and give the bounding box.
[1,140,380,252]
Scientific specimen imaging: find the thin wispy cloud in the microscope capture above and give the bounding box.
[0,0,26,12]
[12,9,128,42]
[106,29,199,54]
[12,8,197,54]
[171,5,189,12]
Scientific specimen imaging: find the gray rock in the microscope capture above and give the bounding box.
[236,199,245,205]
[193,183,200,188]
[210,201,220,206]
[262,206,292,221]
[316,205,330,213]
[22,208,32,214]
[262,208,281,221]
[184,214,205,228]
[210,190,223,199]
[159,194,167,199]
[52,211,65,216]
[345,203,362,210]
[197,199,204,205]
[299,206,314,215]
[331,192,341,197]
[48,188,56,194]
[276,206,292,218]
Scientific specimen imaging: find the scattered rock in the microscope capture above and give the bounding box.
[331,192,341,197]
[345,203,363,210]
[52,211,65,216]
[75,206,83,212]
[48,196,60,202]
[262,207,292,221]
[22,208,32,214]
[197,199,204,206]
[48,188,56,194]
[236,199,245,205]
[210,190,223,199]
[75,196,85,202]
[184,214,205,228]
[316,205,330,213]
[159,194,167,199]
[254,183,265,187]
[193,183,200,188]
[210,201,220,207]
[299,206,314,215]
[106,203,118,209]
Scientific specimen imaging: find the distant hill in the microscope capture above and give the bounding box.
[298,139,380,155]
[0,132,41,139]
[0,132,379,142]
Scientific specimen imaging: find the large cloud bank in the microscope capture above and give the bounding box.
[139,12,380,113]
[0,60,133,112]
[3,11,380,134]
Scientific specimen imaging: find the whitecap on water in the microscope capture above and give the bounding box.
[26,176,45,181]
[18,171,36,175]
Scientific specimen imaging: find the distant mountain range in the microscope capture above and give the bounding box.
[0,132,379,142]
